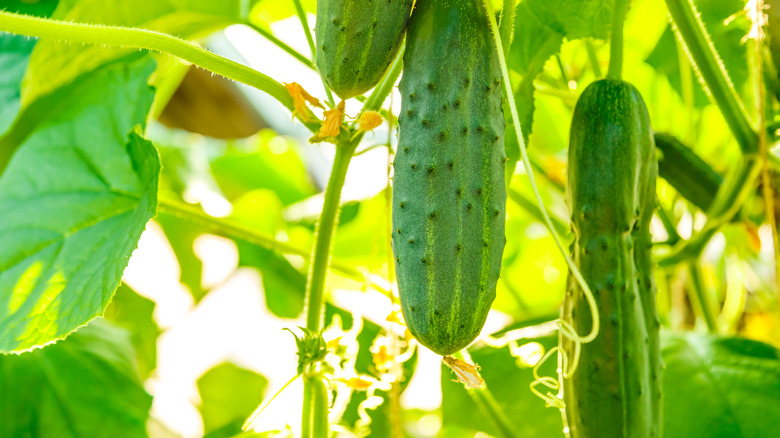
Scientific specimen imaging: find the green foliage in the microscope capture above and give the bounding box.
[0,319,152,438]
[0,33,37,137]
[441,336,562,437]
[393,0,506,356]
[0,57,159,353]
[103,283,161,379]
[314,0,413,99]
[662,332,780,438]
[198,362,269,438]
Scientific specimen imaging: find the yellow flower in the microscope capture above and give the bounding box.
[319,100,346,138]
[358,111,383,131]
[442,355,485,389]
[284,82,322,123]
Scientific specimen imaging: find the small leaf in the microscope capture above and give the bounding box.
[198,362,268,438]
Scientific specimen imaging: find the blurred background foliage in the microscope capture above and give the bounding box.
[1,0,780,436]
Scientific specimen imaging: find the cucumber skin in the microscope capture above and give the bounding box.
[563,79,661,438]
[315,0,413,99]
[392,0,506,356]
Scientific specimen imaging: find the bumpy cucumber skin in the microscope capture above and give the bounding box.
[315,0,413,99]
[563,79,661,437]
[392,0,506,356]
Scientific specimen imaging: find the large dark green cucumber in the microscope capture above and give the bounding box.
[562,79,661,437]
[392,0,506,356]
[315,0,413,99]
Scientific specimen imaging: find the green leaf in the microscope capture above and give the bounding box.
[441,335,564,438]
[197,362,268,438]
[0,56,159,353]
[0,33,37,137]
[104,283,161,379]
[0,319,152,438]
[22,0,259,107]
[505,2,565,163]
[662,332,780,438]
[157,213,206,301]
[525,0,614,40]
[2,0,59,16]
[211,134,316,206]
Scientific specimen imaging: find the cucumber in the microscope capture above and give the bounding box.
[562,79,661,437]
[392,0,506,356]
[315,0,413,99]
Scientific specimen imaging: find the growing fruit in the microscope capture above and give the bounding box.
[392,0,506,356]
[562,78,661,437]
[315,0,414,99]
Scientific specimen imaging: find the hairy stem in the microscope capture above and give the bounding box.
[665,0,757,154]
[0,11,293,111]
[607,0,631,80]
[310,376,330,438]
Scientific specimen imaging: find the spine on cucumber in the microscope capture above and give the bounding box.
[563,79,661,437]
[315,0,414,99]
[392,0,506,356]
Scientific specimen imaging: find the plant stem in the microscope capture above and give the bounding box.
[301,379,313,438]
[304,140,358,332]
[607,0,630,80]
[310,376,330,438]
[687,263,719,333]
[0,11,294,111]
[363,46,405,111]
[291,0,335,107]
[584,38,603,78]
[665,0,757,154]
[507,187,570,236]
[248,23,315,70]
[156,198,363,281]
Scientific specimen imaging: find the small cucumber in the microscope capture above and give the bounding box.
[315,0,413,99]
[392,0,506,356]
[562,79,661,437]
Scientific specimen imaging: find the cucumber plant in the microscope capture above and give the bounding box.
[392,0,507,356]
[1,0,779,437]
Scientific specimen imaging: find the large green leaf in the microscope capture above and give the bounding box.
[662,332,780,438]
[104,283,161,379]
[198,362,268,438]
[2,0,59,16]
[0,56,159,353]
[0,319,152,438]
[22,0,259,108]
[0,34,37,137]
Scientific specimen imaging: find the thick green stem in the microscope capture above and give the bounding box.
[665,0,757,154]
[607,0,630,80]
[301,379,313,438]
[311,377,330,437]
[304,142,357,332]
[0,11,293,111]
[687,263,719,333]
